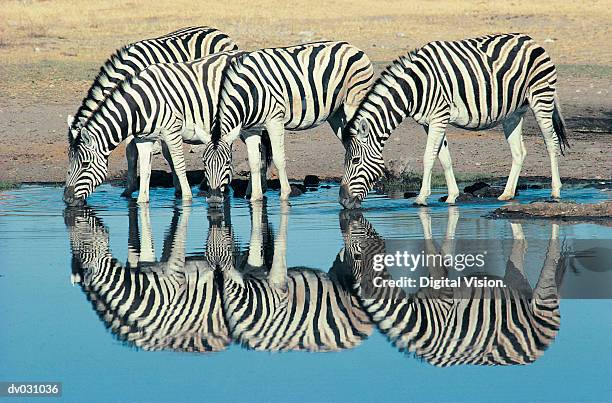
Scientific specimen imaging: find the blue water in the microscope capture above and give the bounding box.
[1,184,611,402]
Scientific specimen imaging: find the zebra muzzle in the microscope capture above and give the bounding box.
[63,186,85,207]
[206,188,225,206]
[339,184,362,210]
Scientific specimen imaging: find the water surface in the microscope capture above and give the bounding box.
[1,184,611,402]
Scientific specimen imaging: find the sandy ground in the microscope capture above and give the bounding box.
[0,0,611,183]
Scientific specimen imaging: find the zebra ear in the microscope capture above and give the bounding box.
[80,127,94,148]
[195,125,211,144]
[357,119,370,142]
[67,114,74,128]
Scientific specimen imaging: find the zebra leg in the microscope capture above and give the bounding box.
[499,114,526,201]
[162,132,193,203]
[247,201,265,267]
[437,140,460,204]
[122,136,138,198]
[415,124,447,206]
[136,141,155,204]
[160,142,181,197]
[266,121,291,200]
[138,205,156,263]
[533,109,562,199]
[126,205,141,268]
[245,135,264,201]
[268,202,289,291]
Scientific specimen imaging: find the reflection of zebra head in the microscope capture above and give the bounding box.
[206,204,237,271]
[213,200,373,352]
[67,206,230,353]
[338,210,563,367]
[64,131,109,206]
[336,210,389,298]
[202,140,233,205]
[64,207,111,284]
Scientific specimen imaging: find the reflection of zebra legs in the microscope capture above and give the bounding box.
[338,211,562,366]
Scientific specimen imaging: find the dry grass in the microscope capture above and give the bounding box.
[1,0,611,64]
[0,0,611,105]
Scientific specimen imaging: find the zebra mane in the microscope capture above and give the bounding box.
[70,72,138,150]
[343,48,421,140]
[69,45,134,135]
[69,25,215,137]
[211,53,249,144]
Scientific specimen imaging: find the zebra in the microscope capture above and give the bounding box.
[63,51,269,206]
[339,33,570,209]
[65,26,238,198]
[202,41,374,204]
[337,209,563,366]
[208,201,373,352]
[65,205,230,353]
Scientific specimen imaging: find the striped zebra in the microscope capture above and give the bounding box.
[202,41,374,204]
[66,26,238,198]
[339,33,570,209]
[66,206,230,353]
[63,51,268,206]
[209,201,372,352]
[337,210,563,366]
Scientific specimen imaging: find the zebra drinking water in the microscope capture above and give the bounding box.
[202,41,374,204]
[65,26,238,198]
[63,51,269,206]
[339,33,569,209]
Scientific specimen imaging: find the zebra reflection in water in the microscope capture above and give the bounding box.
[66,204,564,362]
[66,206,229,353]
[66,202,372,353]
[337,208,564,367]
[208,202,373,352]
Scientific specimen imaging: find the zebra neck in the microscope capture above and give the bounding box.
[362,67,418,148]
[86,90,146,155]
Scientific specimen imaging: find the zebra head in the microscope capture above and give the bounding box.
[340,117,385,209]
[202,140,233,205]
[64,127,108,206]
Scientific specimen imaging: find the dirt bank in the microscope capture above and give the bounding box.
[1,1,610,184]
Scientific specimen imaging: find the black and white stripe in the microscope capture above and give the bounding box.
[66,207,230,353]
[63,51,268,206]
[339,33,569,208]
[209,202,372,352]
[66,26,237,199]
[338,211,562,367]
[203,41,374,203]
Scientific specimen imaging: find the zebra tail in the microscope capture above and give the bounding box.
[552,94,570,155]
[261,130,273,168]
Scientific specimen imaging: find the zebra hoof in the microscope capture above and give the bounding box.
[445,194,459,204]
[413,197,428,206]
[497,193,514,201]
[121,189,135,198]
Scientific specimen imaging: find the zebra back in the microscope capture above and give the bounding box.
[214,41,374,139]
[69,26,237,138]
